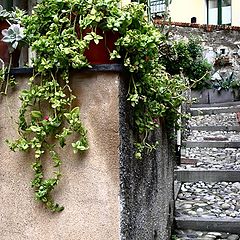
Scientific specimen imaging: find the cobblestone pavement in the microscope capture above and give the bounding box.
[173,230,239,240]
[180,147,240,170]
[188,130,240,142]
[189,113,237,127]
[176,181,240,218]
[173,106,240,239]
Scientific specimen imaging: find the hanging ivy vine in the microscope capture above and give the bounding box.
[6,0,189,212]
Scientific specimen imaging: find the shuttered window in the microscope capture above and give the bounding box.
[150,0,167,18]
[207,0,231,25]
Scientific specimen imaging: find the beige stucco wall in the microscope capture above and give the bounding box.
[169,0,206,24]
[169,0,240,26]
[232,0,240,26]
[0,72,121,240]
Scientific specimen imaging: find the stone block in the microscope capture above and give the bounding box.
[191,90,209,104]
[208,89,234,103]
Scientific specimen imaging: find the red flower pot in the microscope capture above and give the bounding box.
[0,20,10,65]
[82,28,119,65]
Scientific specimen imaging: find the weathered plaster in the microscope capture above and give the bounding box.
[119,78,175,240]
[0,72,121,240]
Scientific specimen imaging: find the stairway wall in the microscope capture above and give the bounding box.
[0,67,176,240]
[119,89,176,240]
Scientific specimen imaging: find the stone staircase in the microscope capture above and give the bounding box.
[173,102,240,240]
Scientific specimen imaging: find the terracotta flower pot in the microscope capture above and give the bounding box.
[0,20,10,65]
[82,28,120,65]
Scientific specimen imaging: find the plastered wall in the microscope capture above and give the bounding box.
[0,72,121,240]
[169,0,240,26]
[0,69,176,240]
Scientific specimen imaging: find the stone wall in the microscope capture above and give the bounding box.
[0,66,176,240]
[154,22,240,104]
[169,24,240,86]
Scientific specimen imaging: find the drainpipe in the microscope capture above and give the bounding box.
[206,0,209,24]
[218,0,222,25]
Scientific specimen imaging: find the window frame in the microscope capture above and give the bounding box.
[149,0,167,18]
[207,0,231,25]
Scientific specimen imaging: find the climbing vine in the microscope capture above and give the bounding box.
[6,0,188,211]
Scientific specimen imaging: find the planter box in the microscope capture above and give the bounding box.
[191,89,239,104]
[208,89,234,103]
[191,90,209,104]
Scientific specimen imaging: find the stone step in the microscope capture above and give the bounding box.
[173,229,240,240]
[188,112,237,127]
[174,181,182,200]
[182,147,240,166]
[190,125,240,131]
[175,169,240,182]
[190,105,240,116]
[175,181,240,219]
[183,141,240,148]
[175,217,240,234]
[191,101,240,108]
[187,130,240,142]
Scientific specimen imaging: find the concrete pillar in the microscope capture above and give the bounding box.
[0,69,121,240]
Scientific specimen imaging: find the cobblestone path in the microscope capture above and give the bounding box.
[173,102,240,240]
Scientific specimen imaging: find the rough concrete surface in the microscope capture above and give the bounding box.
[119,77,175,240]
[0,72,121,240]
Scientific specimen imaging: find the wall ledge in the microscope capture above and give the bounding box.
[153,20,240,32]
[10,64,124,76]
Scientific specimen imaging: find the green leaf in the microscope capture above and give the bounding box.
[29,126,41,132]
[31,111,42,118]
[83,34,93,41]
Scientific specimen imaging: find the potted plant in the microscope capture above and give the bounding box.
[8,0,187,211]
[0,5,25,95]
[2,23,25,66]
[0,5,25,66]
[0,5,12,64]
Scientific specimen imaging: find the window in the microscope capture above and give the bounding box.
[131,0,169,20]
[150,0,168,19]
[207,0,231,25]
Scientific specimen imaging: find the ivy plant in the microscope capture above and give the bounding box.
[159,37,212,90]
[7,0,188,211]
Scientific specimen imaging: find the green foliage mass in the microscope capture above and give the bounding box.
[7,0,188,211]
[160,37,212,90]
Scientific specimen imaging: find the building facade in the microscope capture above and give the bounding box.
[2,0,239,26]
[169,0,240,26]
